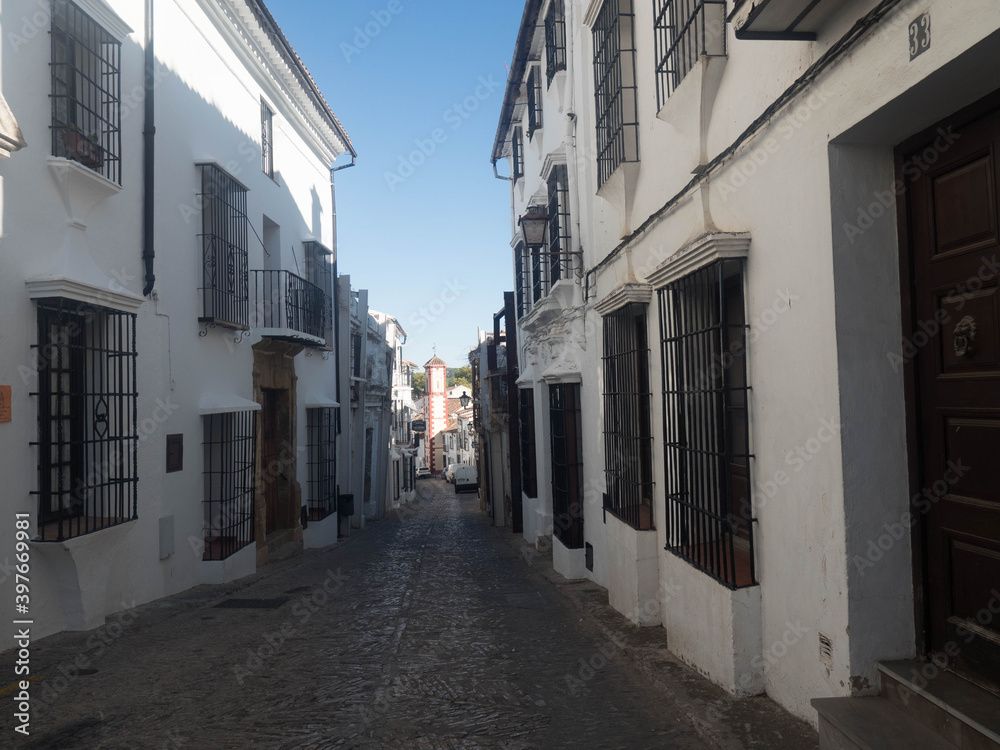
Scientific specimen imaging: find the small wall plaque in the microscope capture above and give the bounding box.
[909,13,930,61]
[0,386,11,423]
[166,434,183,473]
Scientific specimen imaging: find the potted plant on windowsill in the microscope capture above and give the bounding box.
[61,124,104,171]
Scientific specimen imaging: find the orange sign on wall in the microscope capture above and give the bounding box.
[0,386,10,423]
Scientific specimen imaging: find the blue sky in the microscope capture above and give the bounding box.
[266,1,523,369]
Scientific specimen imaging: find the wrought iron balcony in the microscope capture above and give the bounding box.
[252,270,331,347]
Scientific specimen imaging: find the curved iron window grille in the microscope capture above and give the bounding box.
[202,410,257,561]
[602,302,654,530]
[527,65,543,140]
[512,125,525,183]
[198,164,250,330]
[307,408,337,521]
[653,0,727,110]
[592,0,639,189]
[32,299,138,541]
[657,258,756,589]
[550,383,584,549]
[547,165,571,286]
[50,0,122,184]
[545,0,567,85]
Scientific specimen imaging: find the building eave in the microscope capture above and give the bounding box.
[196,0,355,167]
[491,0,543,165]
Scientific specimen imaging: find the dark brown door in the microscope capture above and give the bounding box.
[903,98,1000,691]
[261,388,280,534]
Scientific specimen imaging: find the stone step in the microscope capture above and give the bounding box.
[812,697,957,750]
[879,661,1000,750]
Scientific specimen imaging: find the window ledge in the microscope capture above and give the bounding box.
[31,519,137,631]
[596,160,640,238]
[656,54,729,140]
[47,157,122,225]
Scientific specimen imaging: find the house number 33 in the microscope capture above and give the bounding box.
[909,13,931,60]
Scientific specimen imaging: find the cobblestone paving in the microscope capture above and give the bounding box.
[14,480,709,749]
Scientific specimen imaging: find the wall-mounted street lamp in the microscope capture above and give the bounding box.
[518,205,549,247]
[518,204,585,279]
[459,392,472,408]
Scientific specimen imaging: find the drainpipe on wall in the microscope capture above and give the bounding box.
[330,156,355,433]
[142,0,156,296]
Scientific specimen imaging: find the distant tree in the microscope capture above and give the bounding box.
[448,366,472,389]
[412,371,426,399]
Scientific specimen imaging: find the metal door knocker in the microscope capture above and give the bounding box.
[953,315,977,358]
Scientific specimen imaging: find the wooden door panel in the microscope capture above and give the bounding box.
[938,287,1000,376]
[931,152,997,257]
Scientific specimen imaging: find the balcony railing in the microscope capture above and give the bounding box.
[252,270,330,346]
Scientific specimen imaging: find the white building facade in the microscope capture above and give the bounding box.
[494,0,1000,740]
[0,0,355,647]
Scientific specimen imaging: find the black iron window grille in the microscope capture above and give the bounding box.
[653,0,727,109]
[527,65,543,140]
[602,303,654,530]
[547,165,572,286]
[202,410,256,561]
[198,164,250,331]
[592,0,639,189]
[32,299,138,541]
[50,0,122,184]
[657,258,755,588]
[307,408,337,521]
[261,100,274,178]
[352,333,362,378]
[545,0,567,85]
[532,246,548,303]
[303,241,334,347]
[550,383,584,549]
[515,241,528,320]
[520,388,538,498]
[512,125,525,183]
[252,271,327,343]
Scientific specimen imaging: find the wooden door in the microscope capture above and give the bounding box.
[902,96,1000,691]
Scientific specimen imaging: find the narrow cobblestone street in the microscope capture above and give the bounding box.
[16,480,711,749]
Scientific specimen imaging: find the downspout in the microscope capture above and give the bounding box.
[330,156,355,430]
[142,0,156,296]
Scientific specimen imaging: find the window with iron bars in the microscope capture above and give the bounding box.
[303,240,334,347]
[198,164,249,330]
[351,333,362,378]
[307,408,337,521]
[592,0,639,189]
[547,165,572,286]
[532,245,548,304]
[261,100,275,179]
[527,65,543,140]
[512,125,524,184]
[550,383,584,549]
[515,240,528,320]
[602,303,654,530]
[657,258,755,588]
[202,410,257,561]
[545,0,567,85]
[653,0,727,110]
[32,299,138,541]
[520,388,538,498]
[50,0,122,184]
